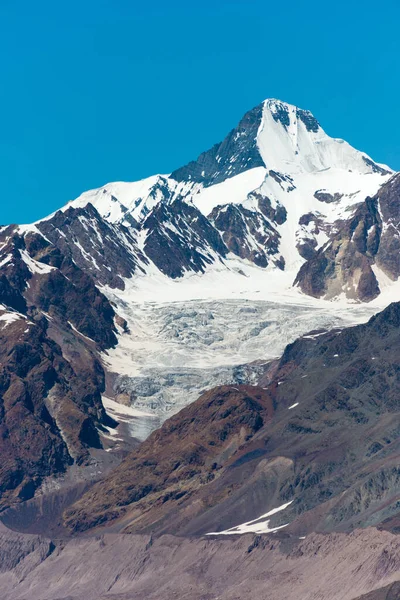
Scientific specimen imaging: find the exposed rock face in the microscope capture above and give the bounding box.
[362,155,391,175]
[0,228,118,508]
[170,103,265,186]
[296,174,400,301]
[37,203,147,290]
[295,196,382,301]
[296,106,321,132]
[210,200,284,268]
[314,190,344,203]
[21,230,118,350]
[375,173,400,279]
[64,385,273,532]
[296,212,329,261]
[143,198,228,278]
[64,302,400,538]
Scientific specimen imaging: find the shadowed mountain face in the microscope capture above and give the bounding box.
[63,302,400,537]
[36,203,147,290]
[170,103,266,186]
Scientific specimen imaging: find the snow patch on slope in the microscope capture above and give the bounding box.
[206,500,293,535]
[20,250,55,274]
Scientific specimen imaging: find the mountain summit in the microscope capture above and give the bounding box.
[15,98,396,302]
[171,98,388,184]
[66,98,390,223]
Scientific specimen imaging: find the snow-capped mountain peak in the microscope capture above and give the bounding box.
[25,97,397,302]
[258,98,389,176]
[62,98,391,228]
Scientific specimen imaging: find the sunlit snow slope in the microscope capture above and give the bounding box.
[56,98,392,287]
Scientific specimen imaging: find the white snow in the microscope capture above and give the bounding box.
[191,167,266,216]
[98,254,384,420]
[258,99,387,176]
[102,396,160,442]
[33,98,391,288]
[67,321,95,343]
[102,396,154,418]
[53,175,167,224]
[206,500,293,536]
[11,97,394,315]
[20,250,55,274]
[102,425,121,438]
[0,254,12,268]
[0,312,23,327]
[288,402,299,409]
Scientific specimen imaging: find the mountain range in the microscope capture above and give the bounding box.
[20,98,398,302]
[1,99,400,599]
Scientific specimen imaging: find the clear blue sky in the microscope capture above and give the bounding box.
[1,0,399,224]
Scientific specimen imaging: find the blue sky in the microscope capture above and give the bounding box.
[1,0,399,223]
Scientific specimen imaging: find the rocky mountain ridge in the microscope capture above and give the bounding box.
[0,225,122,508]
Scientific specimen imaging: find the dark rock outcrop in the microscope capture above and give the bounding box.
[210,200,284,269]
[37,203,147,289]
[143,198,228,278]
[314,190,343,203]
[171,103,265,186]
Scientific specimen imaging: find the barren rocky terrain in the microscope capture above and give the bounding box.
[0,524,399,600]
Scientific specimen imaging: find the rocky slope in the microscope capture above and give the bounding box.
[295,173,400,301]
[64,301,400,539]
[0,524,399,600]
[64,385,274,532]
[0,226,120,508]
